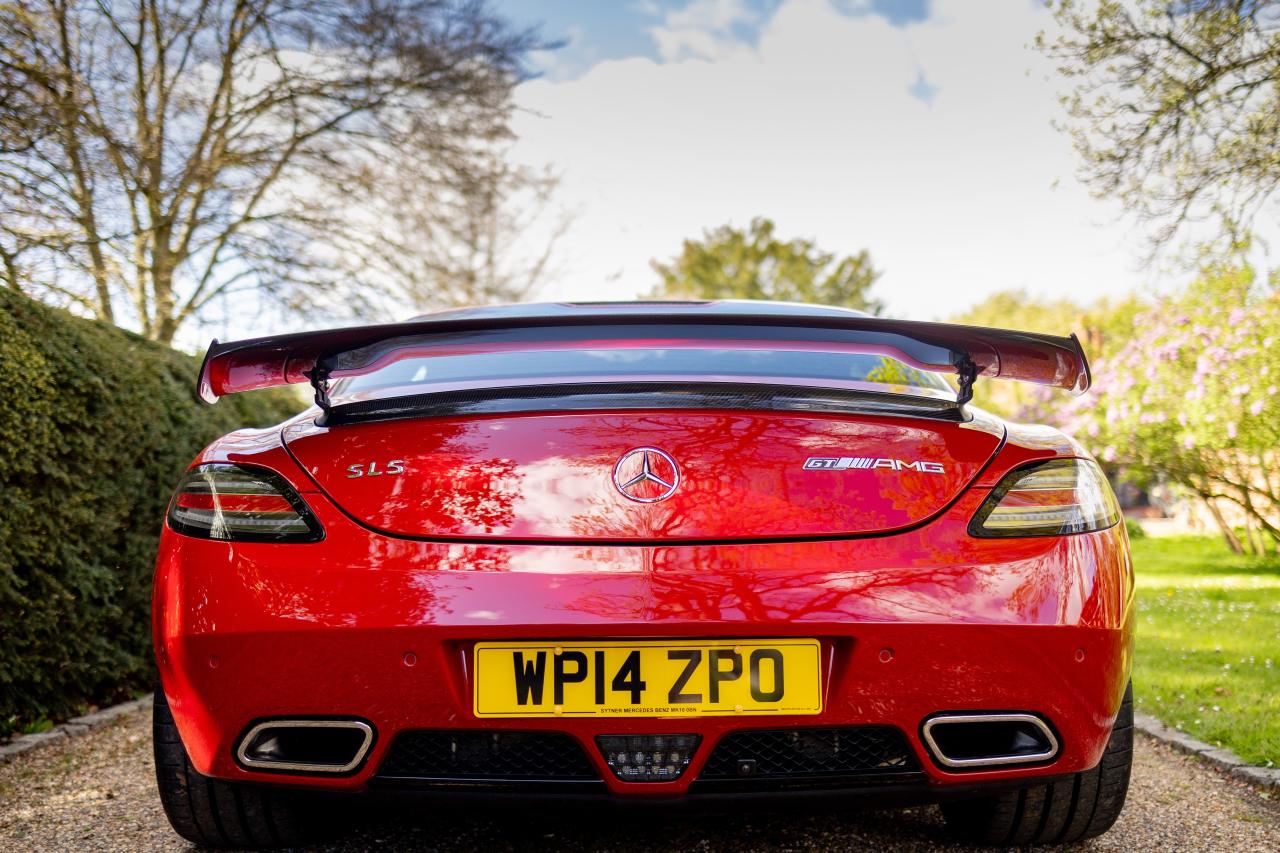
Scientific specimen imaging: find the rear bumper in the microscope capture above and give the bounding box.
[357,772,1066,811]
[153,487,1134,799]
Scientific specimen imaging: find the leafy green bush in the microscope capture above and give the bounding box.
[1125,517,1147,540]
[0,290,300,736]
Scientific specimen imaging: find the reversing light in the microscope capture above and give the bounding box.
[596,734,700,782]
[969,458,1120,538]
[167,464,323,542]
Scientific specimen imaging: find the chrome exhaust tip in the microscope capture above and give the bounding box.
[921,713,1059,769]
[235,719,374,774]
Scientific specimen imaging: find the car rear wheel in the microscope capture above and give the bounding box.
[153,689,322,849]
[940,682,1133,846]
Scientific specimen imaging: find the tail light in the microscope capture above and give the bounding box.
[969,458,1120,538]
[167,464,323,542]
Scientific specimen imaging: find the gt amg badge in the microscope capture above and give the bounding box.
[804,457,945,474]
[612,447,680,503]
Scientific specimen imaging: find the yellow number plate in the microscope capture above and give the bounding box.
[473,639,822,718]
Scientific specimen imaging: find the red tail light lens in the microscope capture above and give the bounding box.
[168,464,323,542]
[969,459,1120,538]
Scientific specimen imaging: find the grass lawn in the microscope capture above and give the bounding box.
[1131,534,1280,766]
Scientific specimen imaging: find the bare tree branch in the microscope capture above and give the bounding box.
[0,0,558,342]
[1040,0,1280,258]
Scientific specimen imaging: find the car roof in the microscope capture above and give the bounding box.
[407,300,874,324]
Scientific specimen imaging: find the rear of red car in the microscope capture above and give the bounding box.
[153,302,1133,848]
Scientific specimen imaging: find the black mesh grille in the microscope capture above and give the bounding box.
[375,730,598,781]
[699,727,917,779]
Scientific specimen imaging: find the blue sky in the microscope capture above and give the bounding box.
[185,0,1277,343]
[500,1,936,82]
[491,0,1212,321]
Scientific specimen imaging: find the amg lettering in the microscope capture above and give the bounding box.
[900,460,945,473]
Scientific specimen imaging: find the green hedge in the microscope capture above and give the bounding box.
[0,289,301,735]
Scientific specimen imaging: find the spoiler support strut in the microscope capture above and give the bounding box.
[306,362,334,413]
[953,354,979,410]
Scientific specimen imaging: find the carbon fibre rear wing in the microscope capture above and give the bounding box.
[195,307,1091,411]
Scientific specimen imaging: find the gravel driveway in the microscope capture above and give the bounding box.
[1,705,1276,852]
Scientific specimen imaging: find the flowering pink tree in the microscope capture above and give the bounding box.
[1042,266,1280,553]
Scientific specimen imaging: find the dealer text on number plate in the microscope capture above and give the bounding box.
[473,639,822,718]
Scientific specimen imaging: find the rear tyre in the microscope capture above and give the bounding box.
[939,682,1134,846]
[153,688,320,849]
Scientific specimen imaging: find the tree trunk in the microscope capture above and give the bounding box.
[152,264,178,345]
[1203,497,1243,555]
[85,236,115,322]
[1242,514,1259,556]
[1238,486,1280,555]
[1,250,21,292]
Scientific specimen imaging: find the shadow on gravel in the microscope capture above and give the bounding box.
[296,799,959,852]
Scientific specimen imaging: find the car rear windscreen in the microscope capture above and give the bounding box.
[335,348,953,400]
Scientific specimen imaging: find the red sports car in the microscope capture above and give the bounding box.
[153,301,1133,848]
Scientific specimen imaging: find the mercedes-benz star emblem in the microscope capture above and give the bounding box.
[612,447,680,503]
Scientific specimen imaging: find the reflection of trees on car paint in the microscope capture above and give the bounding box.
[287,408,1000,540]
[553,410,998,540]
[215,486,1127,631]
[544,511,1126,630]
[220,407,1126,633]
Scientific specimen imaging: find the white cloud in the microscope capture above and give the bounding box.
[647,0,761,62]
[508,0,1240,321]
[527,25,592,82]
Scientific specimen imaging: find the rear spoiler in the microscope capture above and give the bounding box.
[196,310,1091,410]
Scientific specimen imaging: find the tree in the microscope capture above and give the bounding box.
[1038,1,1280,253]
[1045,265,1280,553]
[0,1,546,343]
[346,150,569,316]
[950,288,1144,418]
[649,217,884,313]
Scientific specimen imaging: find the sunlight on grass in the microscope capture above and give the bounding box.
[1131,535,1280,766]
